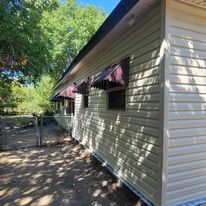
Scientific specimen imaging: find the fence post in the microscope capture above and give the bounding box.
[40,116,43,146]
[0,117,3,150]
[35,116,40,146]
[0,117,6,150]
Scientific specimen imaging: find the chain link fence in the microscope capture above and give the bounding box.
[0,116,38,150]
[0,115,72,151]
[40,115,72,145]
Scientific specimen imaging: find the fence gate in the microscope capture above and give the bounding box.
[0,115,72,151]
[40,116,72,145]
[0,116,39,150]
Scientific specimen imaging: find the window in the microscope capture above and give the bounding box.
[84,95,89,108]
[66,100,75,115]
[57,102,61,110]
[66,102,71,114]
[108,89,126,110]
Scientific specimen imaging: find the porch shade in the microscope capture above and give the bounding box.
[50,93,63,102]
[59,83,76,99]
[90,57,129,90]
[74,79,90,95]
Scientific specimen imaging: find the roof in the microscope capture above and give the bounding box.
[55,0,140,88]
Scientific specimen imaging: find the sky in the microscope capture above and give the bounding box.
[76,0,120,14]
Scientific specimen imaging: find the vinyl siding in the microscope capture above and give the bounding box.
[166,1,206,205]
[58,4,162,205]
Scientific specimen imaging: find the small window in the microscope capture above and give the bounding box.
[57,102,61,110]
[108,89,126,110]
[66,100,75,115]
[84,95,89,108]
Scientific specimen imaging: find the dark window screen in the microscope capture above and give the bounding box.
[66,101,75,115]
[84,95,88,108]
[108,89,126,110]
[57,102,61,110]
[66,102,71,114]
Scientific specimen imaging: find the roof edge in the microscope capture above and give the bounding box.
[54,0,140,89]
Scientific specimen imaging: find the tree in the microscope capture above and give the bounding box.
[15,75,55,114]
[0,0,106,83]
[40,0,107,80]
[0,80,25,113]
[0,0,106,114]
[0,0,59,82]
[35,75,55,113]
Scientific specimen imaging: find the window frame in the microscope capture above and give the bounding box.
[106,85,127,111]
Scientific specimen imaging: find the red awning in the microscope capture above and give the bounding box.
[91,57,129,90]
[59,83,76,99]
[74,79,90,95]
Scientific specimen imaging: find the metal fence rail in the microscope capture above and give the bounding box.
[0,115,72,151]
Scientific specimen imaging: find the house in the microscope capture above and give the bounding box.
[51,0,206,205]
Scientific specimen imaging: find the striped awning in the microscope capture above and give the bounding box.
[91,57,129,90]
[74,79,90,95]
[59,83,76,99]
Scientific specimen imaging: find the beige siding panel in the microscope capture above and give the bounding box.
[170,74,206,86]
[169,119,206,129]
[170,65,206,77]
[166,1,206,205]
[74,123,159,166]
[169,136,206,147]
[62,4,162,206]
[127,84,160,96]
[170,46,206,60]
[170,93,206,102]
[169,127,206,138]
[168,167,206,182]
[169,111,206,120]
[169,102,206,111]
[170,84,206,94]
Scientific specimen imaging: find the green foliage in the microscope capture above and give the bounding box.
[1,76,55,114]
[0,0,107,113]
[0,0,59,82]
[35,75,55,112]
[0,81,23,108]
[16,76,55,114]
[0,0,106,82]
[40,0,107,80]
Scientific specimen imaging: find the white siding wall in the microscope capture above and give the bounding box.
[70,5,162,205]
[166,1,206,205]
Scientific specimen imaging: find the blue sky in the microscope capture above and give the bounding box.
[76,0,120,13]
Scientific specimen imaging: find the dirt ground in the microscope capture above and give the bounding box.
[0,140,144,206]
